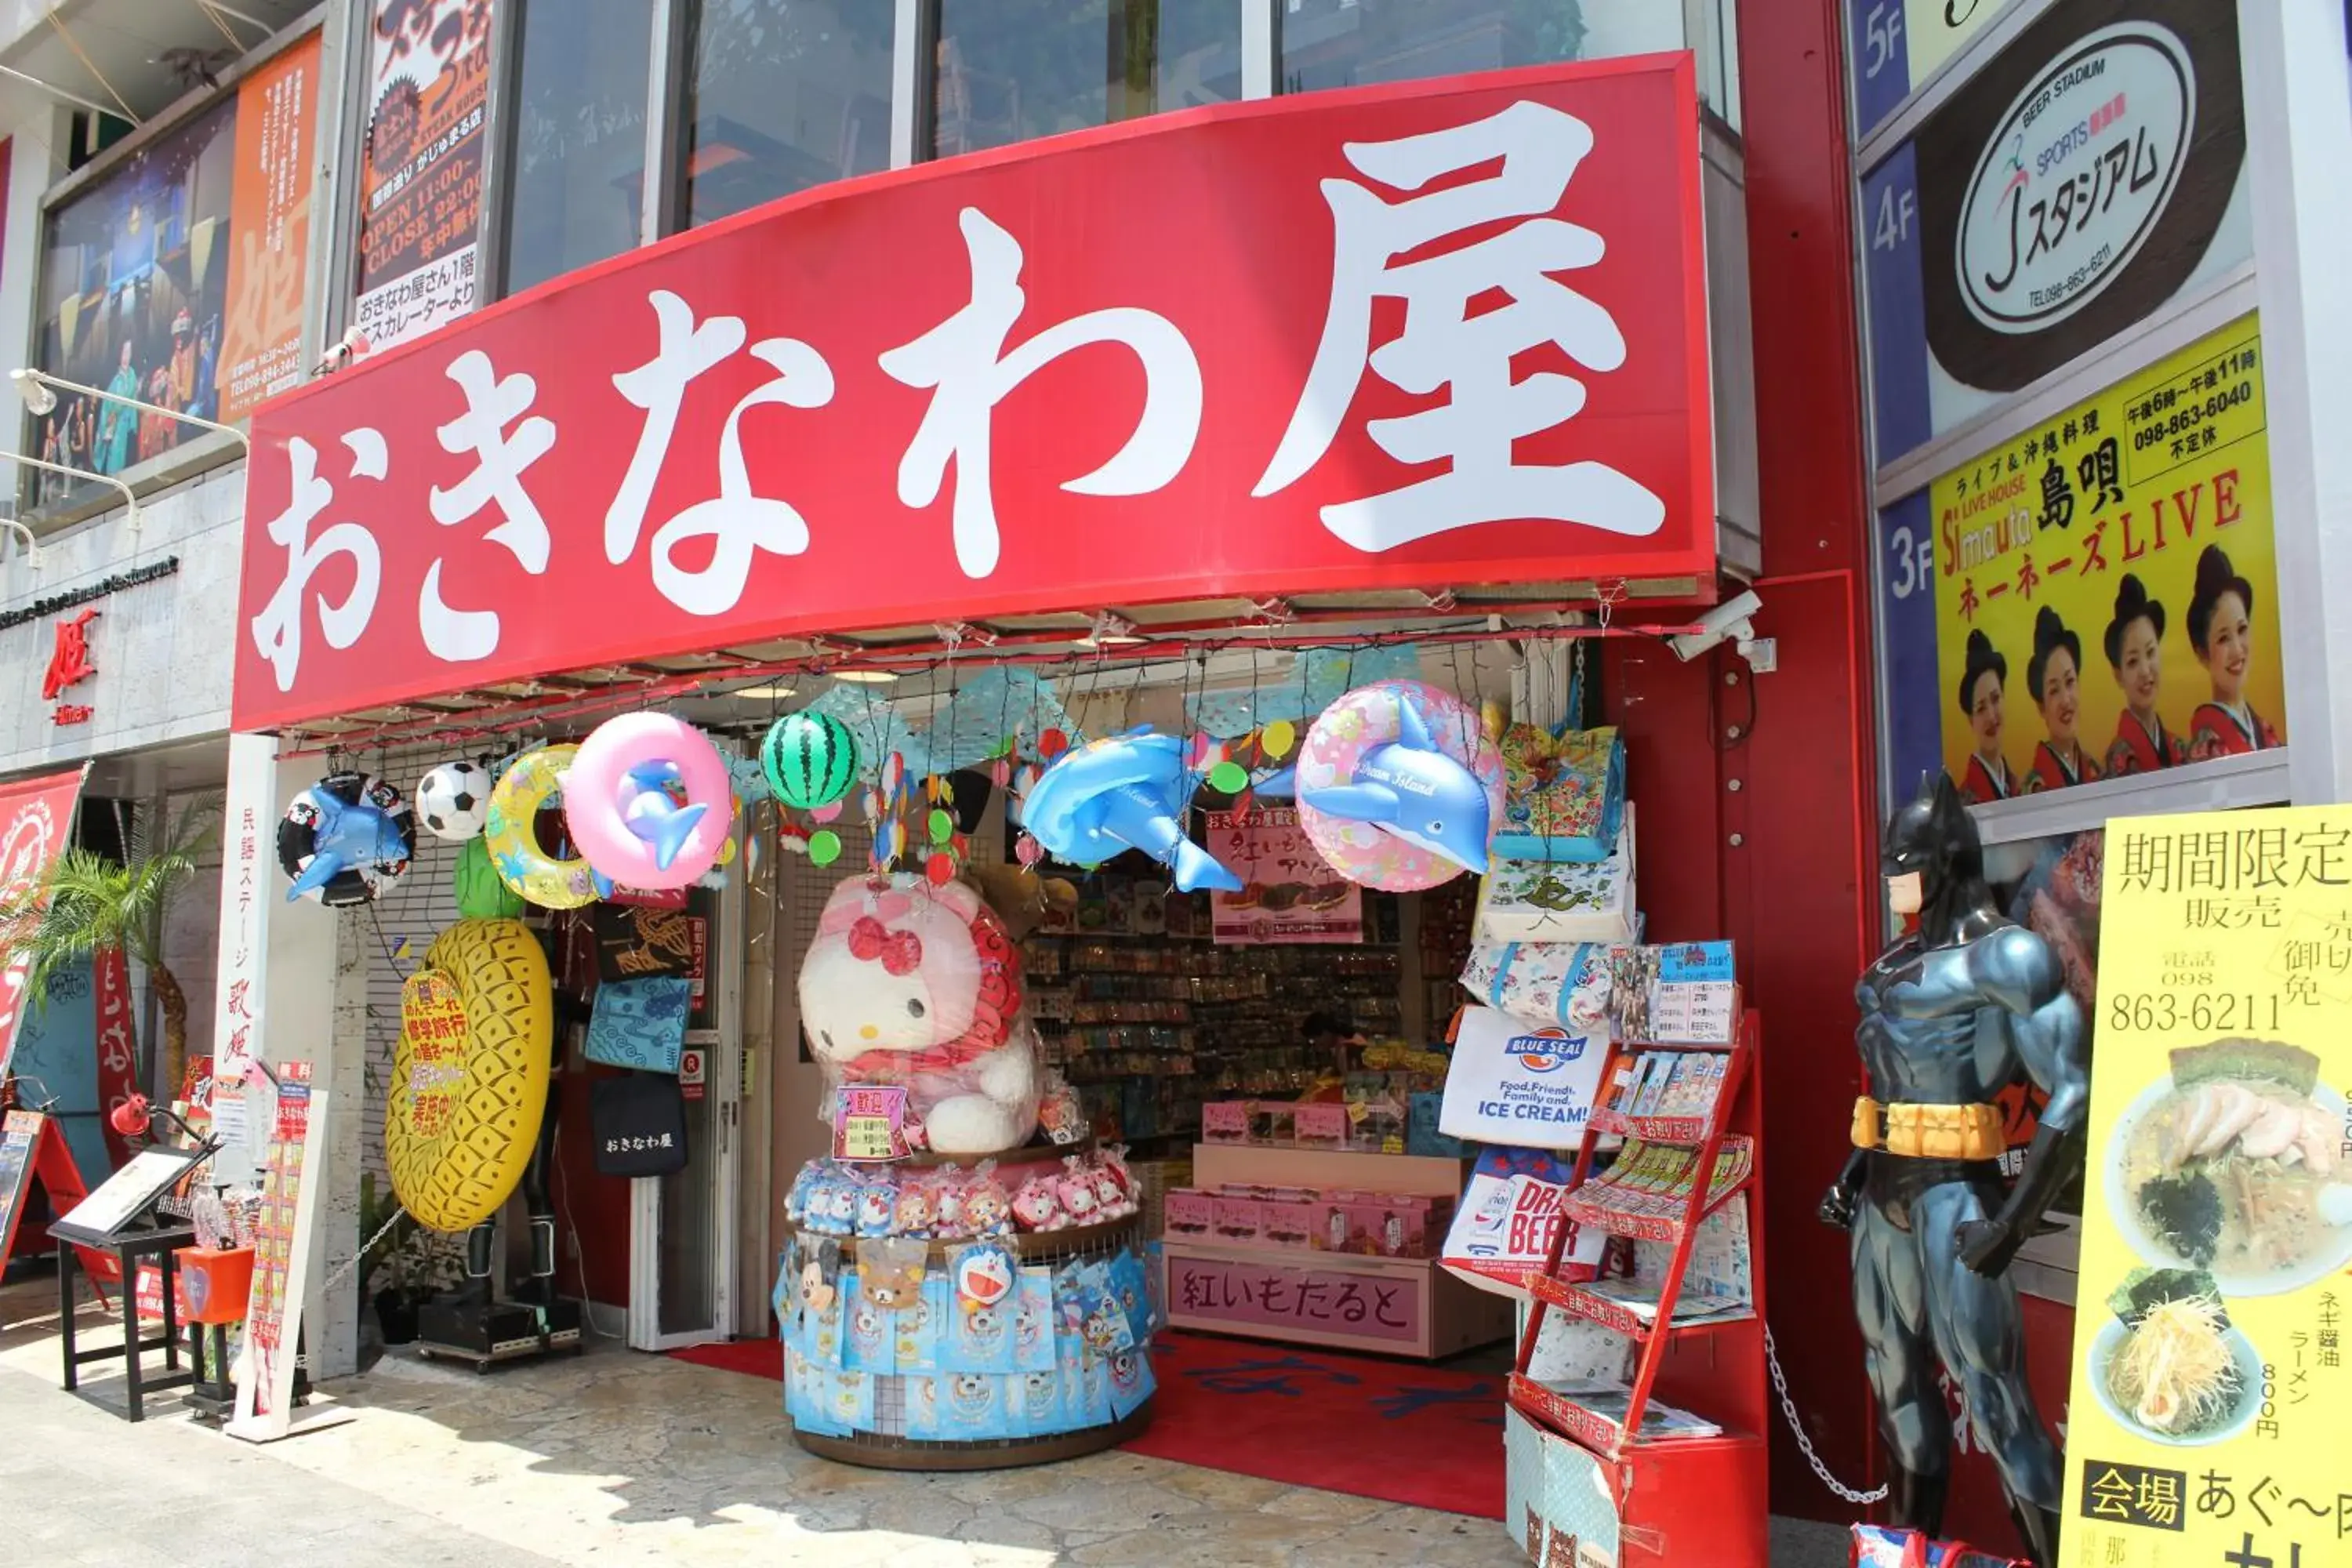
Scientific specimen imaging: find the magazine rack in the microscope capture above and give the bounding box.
[1506,1010,1768,1566]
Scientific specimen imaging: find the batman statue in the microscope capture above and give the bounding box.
[1819,774,2086,1566]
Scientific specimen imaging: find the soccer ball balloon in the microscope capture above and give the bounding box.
[416,760,492,841]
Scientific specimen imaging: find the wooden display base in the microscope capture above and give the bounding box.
[793,1401,1152,1471]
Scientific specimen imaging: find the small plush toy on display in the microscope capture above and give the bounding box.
[1056,1159,1102,1227]
[853,1171,900,1239]
[1011,1174,1066,1232]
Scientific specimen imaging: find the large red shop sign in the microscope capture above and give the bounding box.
[234,57,1712,731]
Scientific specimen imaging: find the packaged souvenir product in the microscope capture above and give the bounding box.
[1107,1347,1156,1421]
[1014,1266,1058,1373]
[853,1171,901,1238]
[1011,1174,1066,1231]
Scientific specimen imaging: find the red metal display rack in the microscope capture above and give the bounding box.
[1506,1011,1769,1566]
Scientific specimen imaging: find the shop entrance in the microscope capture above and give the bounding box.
[629,873,748,1349]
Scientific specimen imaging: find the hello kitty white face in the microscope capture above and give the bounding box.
[1060,1182,1098,1220]
[798,882,986,1062]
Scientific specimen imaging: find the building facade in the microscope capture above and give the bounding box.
[2,0,2347,1540]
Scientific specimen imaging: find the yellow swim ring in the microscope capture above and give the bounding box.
[384,919,554,1232]
[485,744,598,909]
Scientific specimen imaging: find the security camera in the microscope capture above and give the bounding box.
[1669,590,1764,663]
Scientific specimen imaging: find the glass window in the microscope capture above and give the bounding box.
[1279,0,1681,96]
[930,0,1241,161]
[502,0,655,296]
[681,1,895,229]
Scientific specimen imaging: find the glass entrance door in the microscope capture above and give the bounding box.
[627,867,742,1348]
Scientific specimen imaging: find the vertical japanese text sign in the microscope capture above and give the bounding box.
[229,1062,321,1443]
[237,58,1715,730]
[2064,806,2352,1565]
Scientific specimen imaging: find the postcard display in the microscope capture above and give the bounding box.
[775,1142,1157,1467]
[1438,782,1770,1568]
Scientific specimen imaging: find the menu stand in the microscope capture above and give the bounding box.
[51,1219,198,1421]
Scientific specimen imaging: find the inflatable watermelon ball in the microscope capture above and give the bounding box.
[762,712,860,811]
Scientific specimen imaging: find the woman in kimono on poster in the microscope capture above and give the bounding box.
[2022,607,2099,793]
[2101,574,2189,776]
[1954,630,2015,804]
[2186,544,2280,760]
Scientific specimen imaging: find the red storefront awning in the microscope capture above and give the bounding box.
[234,55,1714,734]
[0,764,90,1080]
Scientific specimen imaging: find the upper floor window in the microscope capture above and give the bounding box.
[1279,1,1675,95]
[501,0,655,296]
[681,1,895,227]
[927,0,1241,160]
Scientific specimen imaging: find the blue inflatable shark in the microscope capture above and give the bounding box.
[621,760,710,872]
[1298,695,1494,873]
[286,788,412,902]
[1018,728,1243,893]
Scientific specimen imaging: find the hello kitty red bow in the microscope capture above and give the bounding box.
[848,916,923,975]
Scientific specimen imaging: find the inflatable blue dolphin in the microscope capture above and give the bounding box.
[1299,694,1493,873]
[1018,728,1242,893]
[621,760,710,872]
[286,789,413,902]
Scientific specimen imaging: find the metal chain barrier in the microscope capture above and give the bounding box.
[318,1204,410,1295]
[1765,1323,1889,1505]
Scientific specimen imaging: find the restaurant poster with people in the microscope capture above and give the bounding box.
[1926,315,2281,804]
[27,31,321,506]
[2063,804,2352,1566]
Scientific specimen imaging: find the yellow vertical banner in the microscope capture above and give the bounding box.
[2066,805,2352,1565]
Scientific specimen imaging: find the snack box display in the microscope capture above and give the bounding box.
[1163,1189,1215,1237]
[1211,1192,1265,1243]
[1260,1195,1319,1247]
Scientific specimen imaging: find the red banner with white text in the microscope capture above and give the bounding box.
[234,57,1713,730]
[0,767,89,1080]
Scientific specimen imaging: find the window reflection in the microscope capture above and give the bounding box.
[1279,0,1679,95]
[683,0,894,228]
[930,0,1240,160]
[503,0,654,296]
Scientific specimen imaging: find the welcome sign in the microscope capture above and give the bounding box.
[1439,1005,1610,1149]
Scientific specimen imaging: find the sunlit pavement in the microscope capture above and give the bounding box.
[0,1273,1849,1566]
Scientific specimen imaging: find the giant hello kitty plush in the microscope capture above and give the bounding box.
[799,873,1040,1155]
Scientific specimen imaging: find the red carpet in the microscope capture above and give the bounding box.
[1124,1330,1504,1519]
[670,1338,784,1379]
[669,1329,1505,1519]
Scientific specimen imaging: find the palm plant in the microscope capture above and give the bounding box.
[0,803,216,1096]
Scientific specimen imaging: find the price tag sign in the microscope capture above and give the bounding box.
[831,1085,909,1163]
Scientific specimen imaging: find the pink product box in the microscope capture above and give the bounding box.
[1212,1193,1265,1243]
[1163,1189,1215,1237]
[1320,1192,1453,1257]
[1201,1102,1253,1142]
[1259,1196,1320,1248]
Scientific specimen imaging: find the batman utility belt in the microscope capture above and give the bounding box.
[1849,1097,2005,1162]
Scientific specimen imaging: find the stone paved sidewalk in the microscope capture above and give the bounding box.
[0,1275,1849,1565]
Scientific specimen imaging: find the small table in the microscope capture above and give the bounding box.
[51,1221,197,1421]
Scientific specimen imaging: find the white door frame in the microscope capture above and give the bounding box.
[626,843,746,1350]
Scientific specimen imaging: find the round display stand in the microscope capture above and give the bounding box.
[786,1211,1154,1469]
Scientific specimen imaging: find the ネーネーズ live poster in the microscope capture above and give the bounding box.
[2064,805,2352,1565]
[1927,316,2281,805]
